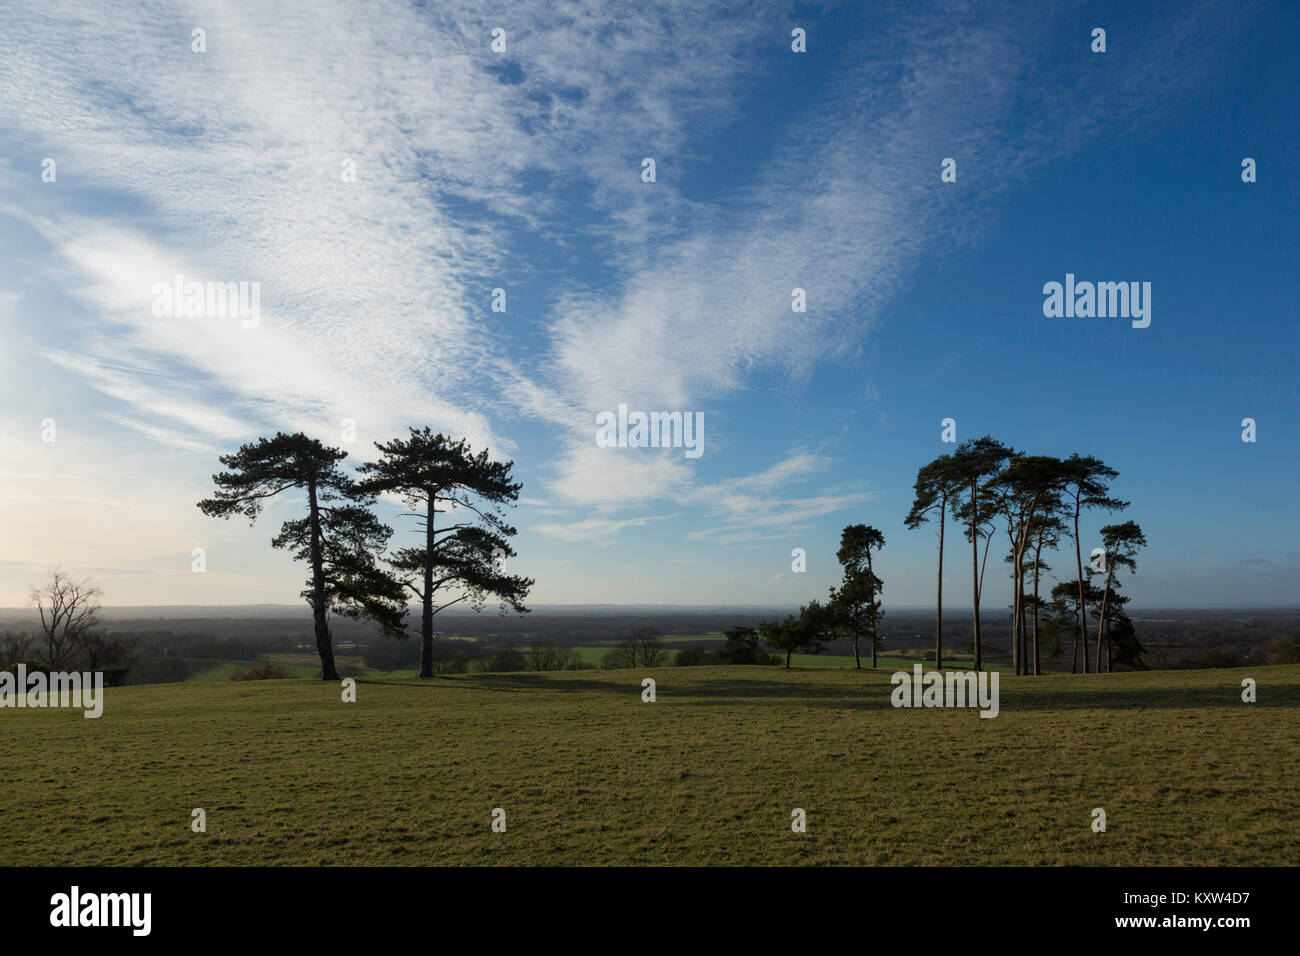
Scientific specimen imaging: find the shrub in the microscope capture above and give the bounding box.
[717,626,779,665]
[674,648,717,666]
[232,660,289,681]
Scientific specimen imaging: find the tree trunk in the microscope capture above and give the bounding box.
[853,634,861,670]
[971,479,982,671]
[936,499,945,670]
[866,554,879,669]
[419,489,436,678]
[1012,498,1039,678]
[1073,502,1090,674]
[307,480,339,681]
[785,648,792,669]
[1095,569,1115,674]
[1018,579,1027,675]
[1008,525,1020,676]
[1070,604,1079,673]
[1012,574,1021,676]
[1032,548,1042,676]
[1010,588,1017,675]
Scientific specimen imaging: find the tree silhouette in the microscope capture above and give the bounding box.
[716,626,775,665]
[358,428,532,678]
[761,601,832,669]
[29,570,103,670]
[991,455,1066,675]
[827,524,886,668]
[1097,589,1146,670]
[1060,455,1126,674]
[1095,520,1147,672]
[198,432,405,680]
[951,437,1015,671]
[1025,506,1066,675]
[905,455,959,669]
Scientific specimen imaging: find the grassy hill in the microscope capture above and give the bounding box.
[3,664,1296,865]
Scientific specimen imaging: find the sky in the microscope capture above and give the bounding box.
[0,0,1296,610]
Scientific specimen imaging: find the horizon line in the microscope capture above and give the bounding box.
[2,603,1297,614]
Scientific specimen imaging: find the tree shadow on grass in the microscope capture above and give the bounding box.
[358,671,1300,711]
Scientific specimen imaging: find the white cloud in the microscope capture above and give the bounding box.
[0,1,1237,603]
[534,513,673,543]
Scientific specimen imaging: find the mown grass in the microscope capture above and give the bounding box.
[2,664,1296,866]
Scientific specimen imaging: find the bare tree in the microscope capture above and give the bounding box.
[603,628,670,668]
[632,628,670,668]
[30,571,103,669]
[528,642,582,671]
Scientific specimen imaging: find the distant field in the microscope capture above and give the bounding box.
[188,656,416,682]
[554,632,973,670]
[3,664,1296,865]
[175,634,999,679]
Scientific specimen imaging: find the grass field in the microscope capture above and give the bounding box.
[3,664,1296,866]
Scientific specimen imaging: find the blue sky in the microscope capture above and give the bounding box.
[0,0,1296,609]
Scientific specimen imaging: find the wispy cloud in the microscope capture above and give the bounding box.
[0,0,1251,603]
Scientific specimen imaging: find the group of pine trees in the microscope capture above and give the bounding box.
[197,429,532,680]
[199,429,1144,680]
[763,436,1147,675]
[905,436,1147,675]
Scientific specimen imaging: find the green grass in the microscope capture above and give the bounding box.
[3,664,1296,865]
[658,632,725,644]
[570,646,611,666]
